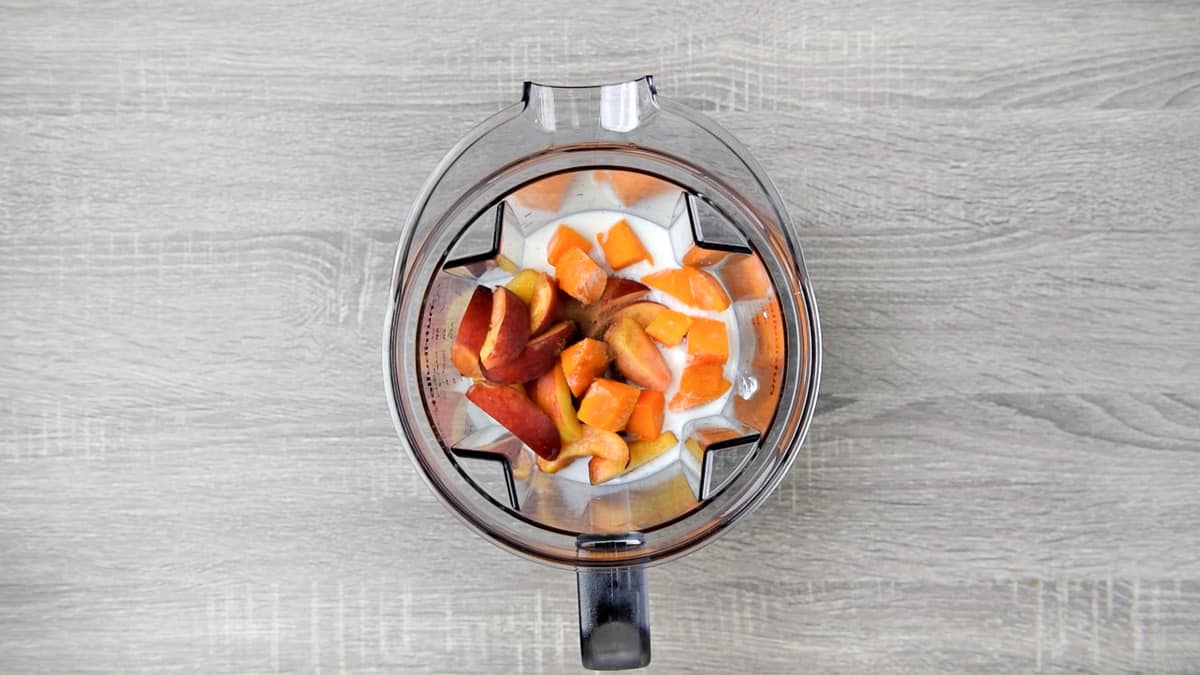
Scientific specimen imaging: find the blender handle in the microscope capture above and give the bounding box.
[576,565,651,670]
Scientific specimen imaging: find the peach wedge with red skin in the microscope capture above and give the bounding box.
[481,321,577,385]
[528,272,563,336]
[451,286,492,378]
[537,424,628,474]
[605,316,671,391]
[531,362,583,443]
[564,277,651,339]
[479,287,531,370]
[466,381,561,460]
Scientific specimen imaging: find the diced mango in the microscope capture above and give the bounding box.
[577,378,641,432]
[554,246,607,304]
[686,317,729,365]
[596,219,653,270]
[644,309,692,347]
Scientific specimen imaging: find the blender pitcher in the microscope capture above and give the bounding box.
[384,76,820,670]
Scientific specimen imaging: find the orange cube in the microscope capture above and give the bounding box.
[721,254,771,300]
[643,266,730,312]
[686,317,729,365]
[554,247,607,304]
[546,225,592,266]
[595,170,674,205]
[577,379,641,432]
[669,364,731,411]
[625,390,665,441]
[560,338,611,398]
[596,219,653,270]
[644,309,693,347]
[642,268,693,306]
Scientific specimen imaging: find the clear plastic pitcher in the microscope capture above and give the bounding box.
[384,76,820,670]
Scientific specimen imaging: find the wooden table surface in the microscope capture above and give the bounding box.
[3,1,1199,672]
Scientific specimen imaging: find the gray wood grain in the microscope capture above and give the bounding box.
[2,0,1199,672]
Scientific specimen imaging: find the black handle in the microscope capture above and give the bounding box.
[577,564,650,670]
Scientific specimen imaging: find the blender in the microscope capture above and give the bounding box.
[384,76,820,670]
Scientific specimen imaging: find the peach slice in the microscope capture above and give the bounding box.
[466,381,561,460]
[669,364,732,411]
[531,362,582,443]
[588,455,628,485]
[605,317,671,391]
[563,277,651,338]
[479,287,531,370]
[481,321,577,385]
[576,378,641,432]
[560,337,611,398]
[511,173,573,212]
[627,431,678,473]
[555,246,607,305]
[527,272,563,336]
[505,269,541,304]
[537,424,629,474]
[451,286,492,378]
[613,301,666,329]
[595,170,674,205]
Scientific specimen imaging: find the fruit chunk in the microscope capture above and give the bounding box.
[721,254,771,300]
[479,287,530,370]
[560,337,611,398]
[685,266,732,311]
[564,277,652,338]
[644,309,692,347]
[682,246,730,267]
[531,362,582,443]
[627,431,678,472]
[554,247,607,305]
[613,301,665,329]
[642,266,730,311]
[596,219,653,270]
[642,268,693,306]
[588,455,627,485]
[537,424,628,474]
[577,378,641,432]
[451,286,492,378]
[686,317,729,365]
[527,272,563,336]
[466,381,561,460]
[505,269,541,303]
[595,170,674,205]
[512,173,573,212]
[481,321,577,385]
[546,225,592,266]
[669,364,732,411]
[625,389,665,441]
[605,317,672,391]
